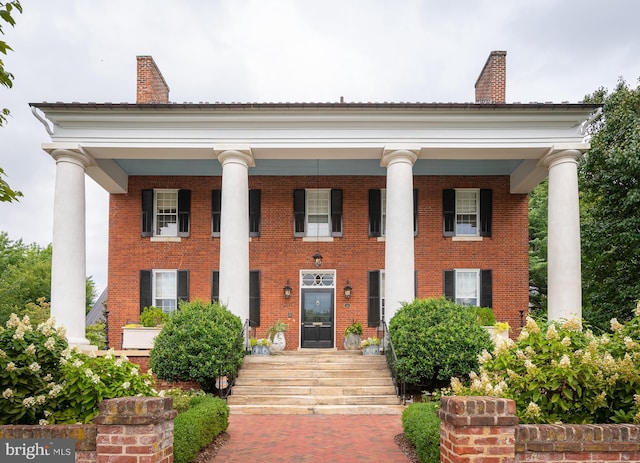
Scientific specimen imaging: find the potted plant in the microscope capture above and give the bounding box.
[267,320,288,352]
[122,306,169,349]
[250,338,271,356]
[361,337,380,356]
[343,320,363,350]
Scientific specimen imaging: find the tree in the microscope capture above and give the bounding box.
[0,1,22,202]
[580,79,640,331]
[528,179,548,318]
[0,231,96,324]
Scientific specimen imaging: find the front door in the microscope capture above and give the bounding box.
[301,288,334,348]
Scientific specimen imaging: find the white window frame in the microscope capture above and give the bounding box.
[154,189,179,237]
[455,189,479,236]
[305,189,331,238]
[454,269,480,307]
[152,269,178,313]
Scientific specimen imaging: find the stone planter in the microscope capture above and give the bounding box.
[343,333,361,350]
[270,331,286,352]
[251,345,271,356]
[121,326,161,349]
[362,344,380,356]
[484,326,510,343]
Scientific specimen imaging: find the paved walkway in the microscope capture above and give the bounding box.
[211,414,410,462]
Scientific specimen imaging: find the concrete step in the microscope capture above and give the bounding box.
[229,404,404,415]
[234,377,394,387]
[237,369,387,379]
[230,385,397,396]
[227,394,401,406]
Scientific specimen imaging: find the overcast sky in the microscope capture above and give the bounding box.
[1,0,639,297]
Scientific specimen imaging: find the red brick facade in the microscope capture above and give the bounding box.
[107,174,528,349]
[475,50,507,104]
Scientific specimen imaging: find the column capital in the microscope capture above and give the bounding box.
[50,148,93,168]
[540,148,583,169]
[215,147,255,168]
[380,147,419,168]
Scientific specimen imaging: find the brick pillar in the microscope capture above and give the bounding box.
[439,396,518,463]
[136,56,170,104]
[475,50,507,103]
[94,397,177,463]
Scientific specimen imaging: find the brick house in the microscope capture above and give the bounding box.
[31,51,597,350]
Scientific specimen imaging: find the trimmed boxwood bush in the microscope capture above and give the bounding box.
[150,300,244,393]
[402,402,440,463]
[389,297,493,390]
[173,396,229,463]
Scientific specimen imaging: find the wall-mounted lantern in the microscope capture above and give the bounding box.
[313,250,323,268]
[283,280,292,299]
[343,280,352,299]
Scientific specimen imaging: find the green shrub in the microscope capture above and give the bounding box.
[86,321,106,349]
[452,303,640,424]
[0,313,156,425]
[150,300,244,393]
[159,388,207,413]
[140,306,169,327]
[468,306,496,326]
[173,396,229,463]
[402,402,440,463]
[389,297,493,390]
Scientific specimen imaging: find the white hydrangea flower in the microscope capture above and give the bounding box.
[624,336,638,350]
[558,354,571,368]
[561,336,572,347]
[44,337,56,351]
[122,381,131,390]
[545,325,559,340]
[49,384,63,397]
[114,358,124,367]
[518,329,530,341]
[130,367,139,376]
[0,349,6,358]
[478,350,492,364]
[36,395,46,405]
[525,402,540,418]
[72,359,84,368]
[23,397,36,408]
[12,329,25,341]
[29,362,41,373]
[38,419,49,426]
[25,344,37,356]
[3,388,14,398]
[610,318,624,332]
[6,313,20,328]
[6,362,17,372]
[561,318,581,332]
[525,317,541,334]
[524,360,535,371]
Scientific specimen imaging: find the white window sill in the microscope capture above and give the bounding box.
[150,236,182,242]
[302,236,334,242]
[452,236,483,242]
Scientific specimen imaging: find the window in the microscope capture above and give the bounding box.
[140,269,189,313]
[443,269,492,307]
[294,189,342,238]
[141,189,191,237]
[443,189,492,237]
[369,189,418,237]
[211,189,261,237]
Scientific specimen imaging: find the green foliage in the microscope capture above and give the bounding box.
[86,322,106,349]
[0,1,22,128]
[149,300,244,393]
[173,396,229,463]
[452,308,640,424]
[580,79,640,331]
[0,232,96,324]
[389,297,493,389]
[528,180,548,317]
[344,319,363,336]
[402,402,440,463]
[140,306,169,327]
[468,306,496,326]
[0,167,22,202]
[0,312,156,424]
[159,388,207,413]
[267,319,288,340]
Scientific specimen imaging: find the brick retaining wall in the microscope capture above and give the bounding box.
[0,396,176,463]
[440,396,640,463]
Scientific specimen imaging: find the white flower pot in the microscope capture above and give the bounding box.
[270,331,286,352]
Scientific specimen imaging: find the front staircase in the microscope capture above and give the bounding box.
[226,350,404,415]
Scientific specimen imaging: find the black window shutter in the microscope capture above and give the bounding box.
[178,190,191,237]
[443,270,455,301]
[480,269,493,308]
[211,190,222,237]
[249,270,260,327]
[211,271,220,302]
[480,189,492,237]
[140,270,152,312]
[368,189,382,237]
[413,188,418,236]
[177,270,189,304]
[294,189,306,237]
[368,270,381,327]
[443,189,455,237]
[249,189,261,237]
[331,189,343,237]
[141,190,153,237]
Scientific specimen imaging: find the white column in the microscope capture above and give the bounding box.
[381,148,418,321]
[217,149,254,321]
[543,149,582,321]
[50,149,92,348]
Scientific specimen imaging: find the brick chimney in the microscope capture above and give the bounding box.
[475,50,506,103]
[136,56,170,104]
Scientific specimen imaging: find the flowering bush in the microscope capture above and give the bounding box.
[451,302,640,424]
[0,313,156,425]
[361,337,380,347]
